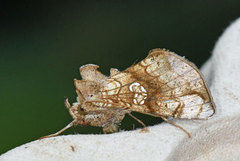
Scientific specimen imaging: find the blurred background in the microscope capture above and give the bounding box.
[1,0,240,154]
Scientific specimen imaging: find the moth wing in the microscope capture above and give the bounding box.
[99,49,215,119]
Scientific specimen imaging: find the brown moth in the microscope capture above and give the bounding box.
[40,49,215,139]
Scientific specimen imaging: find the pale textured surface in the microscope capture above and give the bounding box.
[1,18,240,161]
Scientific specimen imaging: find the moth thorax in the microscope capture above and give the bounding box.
[77,80,101,100]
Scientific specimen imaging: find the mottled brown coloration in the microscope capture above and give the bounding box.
[40,49,215,139]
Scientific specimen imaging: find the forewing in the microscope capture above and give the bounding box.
[96,49,215,119]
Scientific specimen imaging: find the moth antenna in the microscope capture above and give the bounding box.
[39,120,77,139]
[160,116,191,138]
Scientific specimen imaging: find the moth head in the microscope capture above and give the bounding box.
[71,104,89,124]
[39,100,89,139]
[63,100,91,127]
[69,102,128,132]
[68,103,105,127]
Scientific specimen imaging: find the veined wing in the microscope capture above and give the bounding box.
[95,49,215,119]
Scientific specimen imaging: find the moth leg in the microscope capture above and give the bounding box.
[128,113,149,133]
[39,120,77,139]
[128,113,146,127]
[103,123,119,134]
[160,116,191,138]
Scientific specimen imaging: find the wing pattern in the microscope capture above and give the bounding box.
[98,49,215,119]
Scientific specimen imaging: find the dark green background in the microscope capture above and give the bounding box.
[1,0,239,154]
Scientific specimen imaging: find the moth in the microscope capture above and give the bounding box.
[41,49,215,139]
